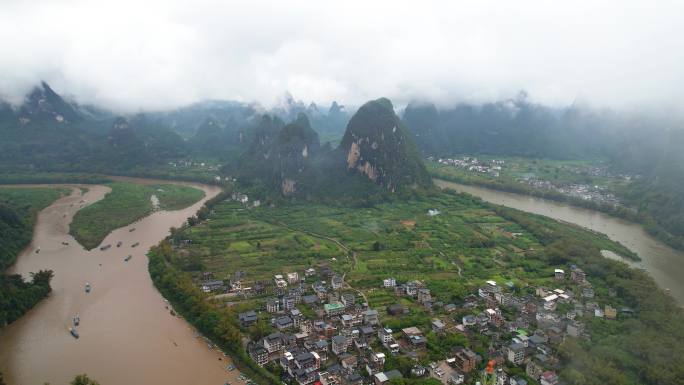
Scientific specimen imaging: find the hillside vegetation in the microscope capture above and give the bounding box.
[232,98,432,201]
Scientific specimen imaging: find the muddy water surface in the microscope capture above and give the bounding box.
[0,180,241,385]
[436,179,684,305]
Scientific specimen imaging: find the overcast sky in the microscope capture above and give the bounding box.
[1,0,683,112]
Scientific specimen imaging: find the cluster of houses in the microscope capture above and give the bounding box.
[432,265,625,385]
[241,273,480,385]
[167,160,219,170]
[242,267,411,385]
[198,270,270,296]
[559,164,633,181]
[431,155,625,207]
[434,156,504,178]
[229,262,623,385]
[519,177,621,207]
[199,271,227,293]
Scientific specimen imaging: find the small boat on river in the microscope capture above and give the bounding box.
[129,227,136,232]
[73,314,80,326]
[124,255,132,262]
[85,283,91,293]
[100,244,111,251]
[131,242,140,248]
[117,241,122,247]
[69,327,79,339]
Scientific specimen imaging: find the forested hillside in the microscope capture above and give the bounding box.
[0,83,188,172]
[615,129,684,249]
[338,98,431,191]
[0,83,351,176]
[231,98,432,200]
[403,95,620,160]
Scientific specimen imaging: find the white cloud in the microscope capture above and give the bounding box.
[1,0,683,112]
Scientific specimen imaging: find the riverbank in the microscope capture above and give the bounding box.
[0,187,67,328]
[0,180,241,385]
[430,171,684,253]
[0,187,70,269]
[0,166,225,187]
[69,181,205,250]
[149,244,281,385]
[146,188,281,385]
[435,178,684,305]
[0,172,112,185]
[430,170,639,220]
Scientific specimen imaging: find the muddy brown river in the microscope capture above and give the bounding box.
[436,179,684,305]
[0,178,242,385]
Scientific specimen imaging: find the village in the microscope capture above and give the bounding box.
[520,179,621,207]
[196,260,627,385]
[434,157,505,178]
[431,156,623,207]
[167,159,221,171]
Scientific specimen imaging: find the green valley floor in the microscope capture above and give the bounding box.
[150,189,683,385]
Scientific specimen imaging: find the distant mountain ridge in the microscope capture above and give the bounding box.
[401,95,610,159]
[17,81,83,124]
[150,95,351,144]
[0,82,353,172]
[0,82,187,171]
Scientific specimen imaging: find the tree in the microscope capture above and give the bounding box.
[70,374,100,385]
[30,269,54,288]
[0,371,6,385]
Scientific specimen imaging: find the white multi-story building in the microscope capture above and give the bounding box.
[287,272,299,284]
[378,328,394,344]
